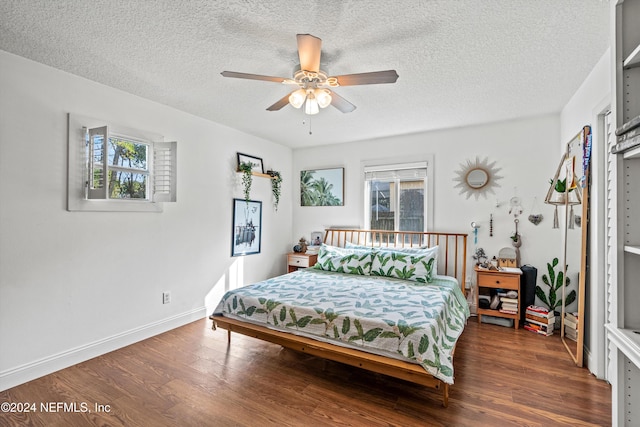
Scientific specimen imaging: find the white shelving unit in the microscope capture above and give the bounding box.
[606,1,640,425]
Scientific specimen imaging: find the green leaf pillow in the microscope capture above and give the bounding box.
[313,244,374,275]
[370,247,438,283]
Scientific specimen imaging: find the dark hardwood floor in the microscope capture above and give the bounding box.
[0,318,611,426]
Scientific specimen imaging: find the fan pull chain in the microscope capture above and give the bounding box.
[302,116,313,135]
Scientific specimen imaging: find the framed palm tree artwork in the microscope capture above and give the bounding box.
[300,167,344,206]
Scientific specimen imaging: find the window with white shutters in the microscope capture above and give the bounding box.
[67,114,177,212]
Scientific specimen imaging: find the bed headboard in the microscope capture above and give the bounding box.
[323,228,468,293]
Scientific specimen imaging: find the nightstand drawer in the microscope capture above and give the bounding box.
[477,272,519,289]
[287,253,318,273]
[288,255,311,267]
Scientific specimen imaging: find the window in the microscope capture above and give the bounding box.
[68,114,177,212]
[364,162,429,233]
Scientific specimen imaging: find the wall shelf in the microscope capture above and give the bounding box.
[623,43,640,69]
[624,145,640,159]
[237,170,276,179]
[606,326,640,372]
[625,245,640,256]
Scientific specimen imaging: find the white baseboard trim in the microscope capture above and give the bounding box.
[0,307,206,392]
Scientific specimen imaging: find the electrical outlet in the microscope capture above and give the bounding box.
[162,292,171,304]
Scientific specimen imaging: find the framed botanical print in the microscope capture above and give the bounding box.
[237,152,264,174]
[232,199,262,256]
[300,167,344,206]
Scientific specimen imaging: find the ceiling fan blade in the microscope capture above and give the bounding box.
[332,70,399,86]
[297,34,322,72]
[266,93,292,111]
[328,91,356,113]
[221,71,290,83]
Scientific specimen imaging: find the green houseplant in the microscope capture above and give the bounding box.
[239,162,253,203]
[535,257,575,314]
[267,170,282,211]
[549,178,574,194]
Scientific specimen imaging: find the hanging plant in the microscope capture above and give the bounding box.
[549,178,573,193]
[267,170,282,211]
[239,162,253,203]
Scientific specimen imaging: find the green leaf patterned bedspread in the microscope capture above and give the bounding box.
[213,268,469,384]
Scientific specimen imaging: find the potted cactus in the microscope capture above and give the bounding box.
[535,257,575,327]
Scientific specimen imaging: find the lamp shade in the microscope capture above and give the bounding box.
[305,95,319,115]
[314,89,332,108]
[288,89,307,109]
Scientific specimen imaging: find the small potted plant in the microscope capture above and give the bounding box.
[472,247,487,267]
[239,162,253,203]
[549,178,574,202]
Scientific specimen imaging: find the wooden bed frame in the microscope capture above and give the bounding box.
[211,229,468,407]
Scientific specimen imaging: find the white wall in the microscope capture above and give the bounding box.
[293,114,564,296]
[0,51,293,390]
[559,48,612,379]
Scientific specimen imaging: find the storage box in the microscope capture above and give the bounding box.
[481,315,514,328]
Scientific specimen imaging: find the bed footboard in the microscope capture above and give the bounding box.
[212,315,450,407]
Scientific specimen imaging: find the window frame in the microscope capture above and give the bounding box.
[67,113,176,212]
[362,156,434,232]
[87,126,152,201]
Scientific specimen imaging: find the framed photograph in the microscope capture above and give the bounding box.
[310,231,323,246]
[300,167,344,206]
[237,152,264,174]
[231,199,262,256]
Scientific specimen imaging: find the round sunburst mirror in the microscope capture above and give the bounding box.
[453,157,503,200]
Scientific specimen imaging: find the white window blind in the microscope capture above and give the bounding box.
[153,141,177,202]
[87,126,107,200]
[364,162,428,181]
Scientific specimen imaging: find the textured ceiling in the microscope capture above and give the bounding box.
[0,0,610,148]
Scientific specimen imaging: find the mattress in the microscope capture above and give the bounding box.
[213,268,469,384]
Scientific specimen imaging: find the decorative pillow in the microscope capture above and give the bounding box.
[370,247,438,283]
[346,242,438,266]
[313,244,374,275]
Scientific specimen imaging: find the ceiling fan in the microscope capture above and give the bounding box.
[221,34,399,115]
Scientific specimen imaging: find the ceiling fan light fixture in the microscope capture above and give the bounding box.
[315,89,332,108]
[305,94,319,115]
[221,34,398,115]
[289,88,307,108]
